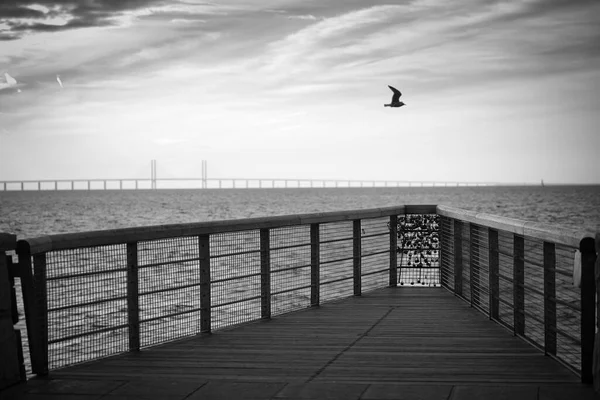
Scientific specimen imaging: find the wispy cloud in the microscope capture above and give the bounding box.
[249,0,600,97]
[0,0,230,39]
[286,14,318,21]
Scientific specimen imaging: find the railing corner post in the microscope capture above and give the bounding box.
[580,236,597,385]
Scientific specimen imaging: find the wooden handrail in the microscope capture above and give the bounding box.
[437,205,595,248]
[21,205,437,254]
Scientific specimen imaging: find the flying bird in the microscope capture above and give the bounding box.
[1,72,23,92]
[56,75,63,88]
[384,85,405,108]
[5,73,17,86]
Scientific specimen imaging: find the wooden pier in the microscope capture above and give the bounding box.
[3,289,598,399]
[1,205,598,399]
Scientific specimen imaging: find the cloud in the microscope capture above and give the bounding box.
[170,18,206,24]
[286,14,318,21]
[249,0,600,98]
[0,0,174,39]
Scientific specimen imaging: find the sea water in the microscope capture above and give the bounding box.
[2,185,599,238]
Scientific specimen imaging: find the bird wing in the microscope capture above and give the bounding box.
[5,73,17,86]
[57,75,63,88]
[388,85,402,102]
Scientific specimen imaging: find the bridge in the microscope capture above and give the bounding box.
[0,159,503,190]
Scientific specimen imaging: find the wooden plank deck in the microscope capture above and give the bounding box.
[3,287,599,399]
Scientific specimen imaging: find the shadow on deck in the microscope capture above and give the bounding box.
[3,288,598,400]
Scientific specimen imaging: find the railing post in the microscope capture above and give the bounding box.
[513,235,525,336]
[16,242,45,375]
[469,224,480,308]
[0,234,22,388]
[580,236,596,384]
[32,253,48,374]
[260,229,271,319]
[199,235,211,333]
[353,220,361,296]
[126,242,140,351]
[310,224,320,307]
[543,241,556,356]
[488,229,499,320]
[594,233,600,392]
[453,220,463,297]
[389,215,398,287]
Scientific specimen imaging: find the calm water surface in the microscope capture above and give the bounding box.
[1,185,600,238]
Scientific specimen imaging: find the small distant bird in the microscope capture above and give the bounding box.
[5,72,17,86]
[384,85,405,108]
[56,75,63,88]
[1,73,21,92]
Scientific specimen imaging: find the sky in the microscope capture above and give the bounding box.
[0,0,599,184]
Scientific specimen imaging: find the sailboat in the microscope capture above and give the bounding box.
[541,179,545,187]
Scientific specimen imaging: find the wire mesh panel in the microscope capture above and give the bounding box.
[45,245,128,370]
[470,224,490,313]
[360,217,391,292]
[438,212,590,377]
[497,230,515,330]
[319,221,354,302]
[460,222,471,300]
[397,214,440,287]
[138,237,201,348]
[269,225,312,316]
[555,243,581,373]
[210,231,261,330]
[439,216,455,290]
[522,237,545,350]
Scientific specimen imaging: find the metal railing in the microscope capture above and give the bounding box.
[6,204,597,385]
[11,205,438,375]
[437,205,597,383]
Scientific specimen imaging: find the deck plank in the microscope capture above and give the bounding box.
[48,287,577,384]
[7,287,599,399]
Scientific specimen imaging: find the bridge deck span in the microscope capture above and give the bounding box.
[6,288,597,399]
